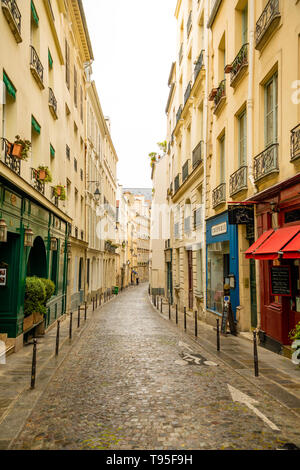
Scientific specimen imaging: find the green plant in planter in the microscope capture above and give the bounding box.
[37,165,52,183]
[13,135,31,160]
[53,184,67,200]
[40,278,55,303]
[24,277,47,318]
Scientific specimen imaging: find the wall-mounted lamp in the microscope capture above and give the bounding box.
[0,219,8,243]
[87,181,101,201]
[24,228,34,247]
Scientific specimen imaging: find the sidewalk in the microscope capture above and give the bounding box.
[150,295,300,418]
[0,289,122,450]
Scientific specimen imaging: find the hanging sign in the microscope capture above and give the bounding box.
[270,266,291,296]
[228,205,254,225]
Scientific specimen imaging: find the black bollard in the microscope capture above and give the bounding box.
[253,330,259,377]
[77,305,80,328]
[30,339,37,390]
[161,298,162,313]
[55,320,60,356]
[92,297,95,311]
[84,301,87,321]
[169,301,171,320]
[216,318,220,351]
[157,296,159,310]
[184,307,186,331]
[195,311,198,337]
[69,311,73,340]
[99,294,101,306]
[176,304,178,324]
[96,294,98,308]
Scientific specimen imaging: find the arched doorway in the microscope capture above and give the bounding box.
[27,236,47,278]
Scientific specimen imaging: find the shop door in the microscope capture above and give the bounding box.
[188,250,193,310]
[250,259,257,328]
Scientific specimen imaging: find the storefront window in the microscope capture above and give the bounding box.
[207,241,230,313]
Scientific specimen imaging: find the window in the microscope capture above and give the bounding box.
[66,144,70,160]
[2,72,16,145]
[264,73,278,147]
[80,86,83,122]
[65,39,70,89]
[196,250,203,294]
[219,134,225,182]
[242,5,248,44]
[74,66,77,107]
[207,241,230,314]
[238,110,247,166]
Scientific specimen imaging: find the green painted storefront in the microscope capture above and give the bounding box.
[0,179,68,339]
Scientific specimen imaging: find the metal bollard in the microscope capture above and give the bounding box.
[161,298,162,313]
[96,294,98,308]
[253,330,259,377]
[99,294,101,306]
[216,318,220,351]
[84,301,87,321]
[92,297,95,311]
[176,304,178,324]
[77,305,80,328]
[194,311,198,337]
[55,320,60,356]
[30,339,37,390]
[69,311,73,340]
[184,307,186,331]
[169,301,171,320]
[157,296,159,310]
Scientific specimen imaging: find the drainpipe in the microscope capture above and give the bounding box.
[248,0,261,331]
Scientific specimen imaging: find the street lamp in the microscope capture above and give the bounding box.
[24,228,34,247]
[87,181,101,201]
[0,219,8,243]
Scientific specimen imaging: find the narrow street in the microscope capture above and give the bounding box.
[10,284,300,451]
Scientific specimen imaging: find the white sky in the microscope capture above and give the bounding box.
[83,0,177,189]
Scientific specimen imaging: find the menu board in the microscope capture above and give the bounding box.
[270,266,291,296]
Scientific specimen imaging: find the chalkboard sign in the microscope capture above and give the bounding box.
[270,266,291,296]
[221,304,228,334]
[221,301,237,336]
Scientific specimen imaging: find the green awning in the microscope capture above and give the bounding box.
[31,116,41,134]
[31,1,39,26]
[50,144,55,157]
[3,72,16,99]
[48,49,53,69]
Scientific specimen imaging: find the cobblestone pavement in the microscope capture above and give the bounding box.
[10,285,300,450]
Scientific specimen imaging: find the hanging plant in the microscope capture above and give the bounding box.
[12,135,31,160]
[36,165,52,183]
[53,184,67,200]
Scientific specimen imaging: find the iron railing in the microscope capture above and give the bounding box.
[184,81,192,106]
[214,79,226,111]
[229,165,248,196]
[291,124,300,162]
[182,160,189,183]
[176,105,182,124]
[192,141,203,169]
[30,45,44,86]
[174,174,180,193]
[1,0,21,36]
[212,183,226,208]
[187,10,192,37]
[230,43,248,86]
[194,50,204,81]
[255,0,280,49]
[31,168,45,195]
[179,43,183,64]
[254,143,279,182]
[48,87,58,118]
[2,139,21,175]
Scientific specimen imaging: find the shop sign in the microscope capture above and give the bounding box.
[270,266,291,296]
[228,205,254,225]
[211,222,227,237]
[0,268,7,287]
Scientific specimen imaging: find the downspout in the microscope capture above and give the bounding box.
[247,0,261,331]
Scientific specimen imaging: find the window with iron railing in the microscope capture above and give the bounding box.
[192,141,203,169]
[182,160,189,183]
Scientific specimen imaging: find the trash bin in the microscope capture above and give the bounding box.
[113,286,119,295]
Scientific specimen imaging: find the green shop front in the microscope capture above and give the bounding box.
[0,179,69,347]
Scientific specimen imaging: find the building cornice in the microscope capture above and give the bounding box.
[175,0,182,19]
[70,0,94,62]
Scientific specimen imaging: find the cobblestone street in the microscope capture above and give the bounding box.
[8,285,300,450]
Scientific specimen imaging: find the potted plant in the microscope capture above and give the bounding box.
[289,321,300,366]
[12,135,31,160]
[36,165,52,183]
[53,184,67,200]
[24,277,55,329]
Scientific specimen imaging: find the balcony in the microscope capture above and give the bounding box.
[255,0,281,51]
[229,165,248,196]
[179,43,183,65]
[184,81,192,106]
[31,168,45,195]
[212,183,226,208]
[187,10,192,37]
[192,141,203,169]
[229,43,248,88]
[182,160,189,183]
[1,0,22,43]
[30,45,44,89]
[48,88,58,119]
[291,124,300,162]
[176,105,182,125]
[254,143,279,182]
[213,79,226,114]
[194,50,204,81]
[174,174,180,193]
[2,139,21,175]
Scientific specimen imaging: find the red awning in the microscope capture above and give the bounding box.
[245,229,274,259]
[281,232,300,259]
[245,225,300,260]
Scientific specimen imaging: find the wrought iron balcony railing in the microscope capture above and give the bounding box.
[30,45,44,89]
[214,79,226,113]
[182,160,189,183]
[212,183,226,208]
[192,141,203,169]
[48,87,58,119]
[187,10,192,37]
[179,43,183,65]
[254,143,279,182]
[176,105,182,125]
[229,165,248,196]
[174,174,180,193]
[31,168,45,195]
[230,43,248,87]
[291,123,300,162]
[184,81,192,106]
[194,50,204,81]
[255,0,280,51]
[2,138,21,175]
[1,0,22,43]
